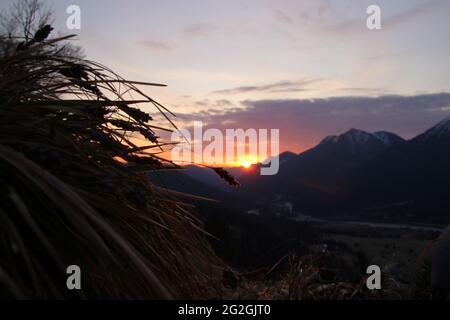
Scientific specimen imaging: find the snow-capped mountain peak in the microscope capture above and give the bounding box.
[373,131,405,147]
[342,128,372,146]
[319,135,339,145]
[429,116,450,134]
[319,129,404,149]
[416,116,450,141]
[319,129,373,146]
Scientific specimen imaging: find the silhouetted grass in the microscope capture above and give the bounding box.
[0,25,223,299]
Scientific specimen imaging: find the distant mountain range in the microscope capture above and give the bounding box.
[236,127,406,214]
[351,116,450,217]
[150,116,450,221]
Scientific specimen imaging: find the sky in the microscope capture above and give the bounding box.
[2,0,450,159]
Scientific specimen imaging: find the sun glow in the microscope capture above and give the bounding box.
[242,161,252,169]
[240,156,260,169]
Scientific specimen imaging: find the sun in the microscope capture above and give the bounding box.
[242,161,252,169]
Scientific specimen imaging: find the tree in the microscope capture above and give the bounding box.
[0,0,52,40]
[0,0,82,58]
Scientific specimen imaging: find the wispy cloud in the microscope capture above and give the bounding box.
[211,79,324,95]
[184,23,216,36]
[275,10,293,24]
[309,0,447,35]
[384,0,447,29]
[194,99,233,108]
[138,40,172,52]
[340,87,396,96]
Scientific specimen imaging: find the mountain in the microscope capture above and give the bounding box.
[353,117,450,217]
[148,170,225,199]
[183,164,259,191]
[180,152,299,190]
[237,129,405,214]
[414,116,450,143]
[318,128,404,150]
[149,117,450,220]
[373,131,406,147]
[148,169,249,221]
[262,151,298,165]
[183,165,233,190]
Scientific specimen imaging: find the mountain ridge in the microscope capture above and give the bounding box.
[236,116,450,217]
[157,116,450,220]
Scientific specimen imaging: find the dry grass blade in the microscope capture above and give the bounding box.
[82,80,167,87]
[212,168,241,187]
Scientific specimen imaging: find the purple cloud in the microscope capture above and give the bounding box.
[211,79,324,95]
[138,40,172,52]
[175,93,450,153]
[184,23,216,36]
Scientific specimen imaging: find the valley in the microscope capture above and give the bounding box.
[147,116,450,297]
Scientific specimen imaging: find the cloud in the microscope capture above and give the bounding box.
[317,0,333,16]
[138,40,172,52]
[311,0,447,35]
[339,87,396,95]
[384,0,447,29]
[216,99,233,107]
[175,93,450,153]
[184,23,216,36]
[211,79,324,95]
[275,10,293,24]
[194,99,233,108]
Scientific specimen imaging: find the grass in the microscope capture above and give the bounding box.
[0,25,224,299]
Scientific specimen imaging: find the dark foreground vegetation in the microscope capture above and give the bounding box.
[0,1,223,299]
[0,0,447,300]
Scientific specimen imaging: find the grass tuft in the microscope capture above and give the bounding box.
[0,25,223,299]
